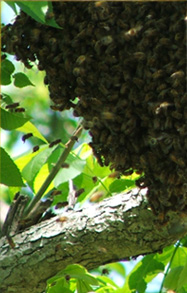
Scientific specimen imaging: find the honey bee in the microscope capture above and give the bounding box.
[102,268,109,275]
[100,129,109,144]
[75,87,86,96]
[101,111,115,120]
[76,55,86,66]
[108,94,118,101]
[165,117,173,129]
[124,25,143,40]
[100,36,113,46]
[45,11,54,21]
[56,216,68,223]
[152,70,165,80]
[134,51,146,62]
[133,78,144,89]
[22,133,33,143]
[155,102,173,115]
[33,145,39,153]
[53,54,63,64]
[15,107,25,113]
[89,191,104,202]
[65,275,71,281]
[174,32,184,42]
[76,77,85,87]
[50,105,62,111]
[37,63,44,71]
[159,37,170,46]
[108,171,120,178]
[157,83,167,92]
[170,153,185,167]
[170,70,185,80]
[1,54,7,61]
[98,84,109,96]
[49,139,61,147]
[92,176,98,183]
[30,29,40,43]
[6,102,19,109]
[44,76,49,85]
[61,163,69,168]
[51,190,62,196]
[171,111,182,120]
[75,188,85,198]
[73,67,82,77]
[55,202,68,209]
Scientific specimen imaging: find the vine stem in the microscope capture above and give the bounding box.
[22,124,83,218]
[158,240,180,293]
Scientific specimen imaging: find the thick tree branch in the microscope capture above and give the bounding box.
[1,189,187,293]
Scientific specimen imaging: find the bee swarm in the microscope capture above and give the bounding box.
[2,2,186,214]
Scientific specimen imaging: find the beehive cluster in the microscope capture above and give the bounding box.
[2,2,186,214]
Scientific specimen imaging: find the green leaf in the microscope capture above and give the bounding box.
[48,264,98,287]
[22,145,57,187]
[109,179,135,193]
[33,163,54,193]
[170,247,187,268]
[1,93,13,105]
[0,147,25,187]
[13,72,35,88]
[17,121,48,143]
[1,59,15,85]
[97,276,118,288]
[47,278,72,293]
[5,2,18,14]
[1,107,30,130]
[164,266,183,290]
[15,1,48,24]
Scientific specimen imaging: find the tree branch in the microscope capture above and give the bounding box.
[1,188,187,293]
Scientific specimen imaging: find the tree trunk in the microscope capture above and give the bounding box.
[1,188,186,293]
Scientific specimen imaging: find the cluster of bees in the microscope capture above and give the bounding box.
[2,2,186,215]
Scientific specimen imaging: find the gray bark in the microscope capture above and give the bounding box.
[1,188,187,293]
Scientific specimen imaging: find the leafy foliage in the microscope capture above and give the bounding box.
[1,2,187,293]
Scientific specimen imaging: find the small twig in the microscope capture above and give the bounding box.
[22,123,83,218]
[1,193,29,237]
[67,179,77,210]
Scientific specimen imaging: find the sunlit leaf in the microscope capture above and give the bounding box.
[22,145,58,187]
[0,147,25,187]
[170,247,187,268]
[17,121,48,143]
[33,163,54,193]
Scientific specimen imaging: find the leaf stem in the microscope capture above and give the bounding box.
[23,124,83,218]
